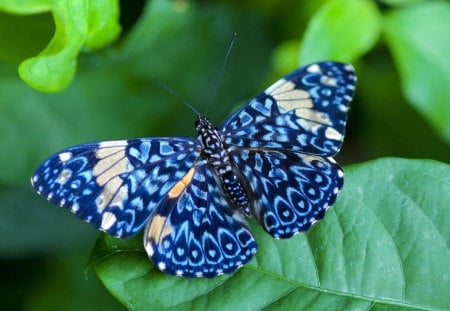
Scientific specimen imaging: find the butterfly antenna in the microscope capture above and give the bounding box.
[205,32,237,116]
[151,75,200,116]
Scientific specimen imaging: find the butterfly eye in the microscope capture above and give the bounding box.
[194,119,201,129]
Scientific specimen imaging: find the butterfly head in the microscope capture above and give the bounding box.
[194,115,213,131]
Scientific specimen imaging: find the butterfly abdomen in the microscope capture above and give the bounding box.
[217,168,251,215]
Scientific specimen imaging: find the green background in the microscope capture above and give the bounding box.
[0,0,449,310]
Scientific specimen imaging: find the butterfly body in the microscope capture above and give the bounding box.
[32,61,356,278]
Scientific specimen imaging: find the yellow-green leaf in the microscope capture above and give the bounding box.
[0,0,121,92]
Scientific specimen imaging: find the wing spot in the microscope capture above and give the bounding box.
[58,152,72,162]
[277,95,313,111]
[145,215,173,254]
[101,212,117,230]
[315,174,323,183]
[163,240,171,249]
[195,271,204,277]
[56,169,72,184]
[71,203,80,213]
[96,195,105,209]
[297,119,322,133]
[191,250,199,258]
[344,64,355,71]
[158,262,166,271]
[276,88,311,102]
[307,64,321,73]
[339,104,349,112]
[325,127,343,141]
[321,75,337,86]
[95,176,124,211]
[168,167,196,198]
[146,243,155,256]
[93,153,129,186]
[264,78,286,94]
[98,140,128,148]
[295,109,331,125]
[110,185,128,208]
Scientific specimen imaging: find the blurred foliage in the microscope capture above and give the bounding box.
[383,1,450,144]
[0,0,121,92]
[0,0,449,310]
[300,0,381,64]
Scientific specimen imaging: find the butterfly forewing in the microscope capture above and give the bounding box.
[31,138,200,237]
[144,164,257,277]
[221,62,356,156]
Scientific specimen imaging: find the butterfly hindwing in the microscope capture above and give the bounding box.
[144,164,257,277]
[221,61,356,156]
[229,148,344,238]
[31,138,200,237]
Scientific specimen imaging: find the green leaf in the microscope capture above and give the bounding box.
[300,0,382,64]
[0,0,121,92]
[89,158,450,310]
[383,1,450,143]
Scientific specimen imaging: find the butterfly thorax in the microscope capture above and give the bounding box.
[195,116,251,215]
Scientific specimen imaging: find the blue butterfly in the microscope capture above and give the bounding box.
[31,61,356,278]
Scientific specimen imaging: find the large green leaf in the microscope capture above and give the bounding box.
[383,1,450,143]
[89,158,450,310]
[300,0,381,64]
[0,0,121,92]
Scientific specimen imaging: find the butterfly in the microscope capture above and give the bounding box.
[31,61,356,278]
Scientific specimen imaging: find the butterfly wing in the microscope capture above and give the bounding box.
[221,61,356,156]
[31,138,200,237]
[229,148,344,238]
[144,163,257,278]
[221,61,355,238]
